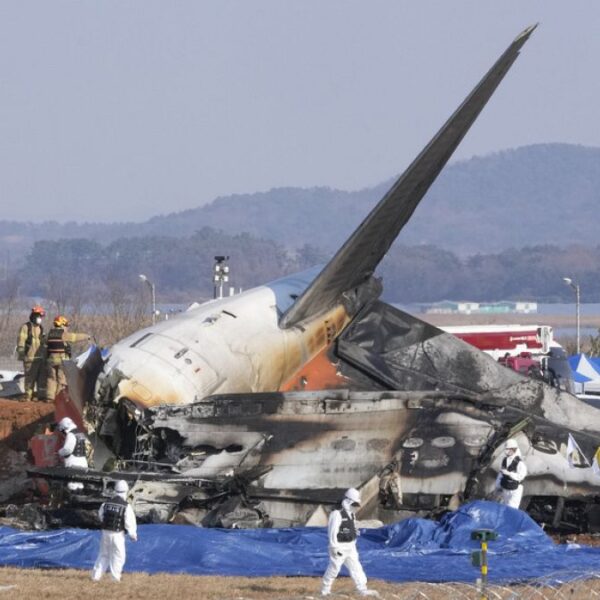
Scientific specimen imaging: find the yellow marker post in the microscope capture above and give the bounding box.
[471,529,497,600]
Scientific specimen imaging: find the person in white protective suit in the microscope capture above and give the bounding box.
[57,416,89,491]
[494,438,528,509]
[321,488,379,597]
[91,479,137,582]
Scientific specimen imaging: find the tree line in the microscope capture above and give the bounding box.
[9,230,599,306]
[379,243,600,303]
[2,231,599,357]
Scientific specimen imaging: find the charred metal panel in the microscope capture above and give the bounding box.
[337,301,521,394]
[42,380,600,530]
[62,347,105,412]
[140,391,492,496]
[482,378,600,436]
[104,385,600,507]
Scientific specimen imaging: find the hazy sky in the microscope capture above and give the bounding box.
[1,1,599,223]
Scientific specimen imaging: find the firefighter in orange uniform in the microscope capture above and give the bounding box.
[16,305,46,401]
[44,315,91,401]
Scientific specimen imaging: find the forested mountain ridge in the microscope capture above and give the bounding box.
[156,143,600,254]
[1,143,599,262]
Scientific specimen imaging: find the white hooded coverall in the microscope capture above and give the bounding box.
[57,427,89,491]
[495,448,527,509]
[321,498,368,595]
[91,492,137,582]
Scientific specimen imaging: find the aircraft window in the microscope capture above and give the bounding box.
[531,434,558,455]
[174,348,189,359]
[463,435,486,447]
[223,401,263,416]
[245,402,263,415]
[228,403,243,416]
[130,333,152,348]
[402,437,424,448]
[192,404,215,418]
[367,439,390,452]
[422,455,450,468]
[192,444,243,454]
[432,436,455,448]
[225,444,243,453]
[332,438,356,451]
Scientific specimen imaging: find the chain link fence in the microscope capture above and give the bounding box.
[371,572,600,599]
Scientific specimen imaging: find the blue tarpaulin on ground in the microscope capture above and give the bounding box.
[1,501,600,582]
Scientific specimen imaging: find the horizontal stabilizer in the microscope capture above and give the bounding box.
[280,25,537,329]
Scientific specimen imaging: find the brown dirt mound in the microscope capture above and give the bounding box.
[0,398,55,504]
[0,398,54,452]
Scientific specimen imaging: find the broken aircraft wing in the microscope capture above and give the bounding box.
[280,24,537,329]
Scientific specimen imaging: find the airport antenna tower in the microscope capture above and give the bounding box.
[213,256,230,299]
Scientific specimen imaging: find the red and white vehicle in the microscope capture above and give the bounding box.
[441,324,574,393]
[441,324,552,361]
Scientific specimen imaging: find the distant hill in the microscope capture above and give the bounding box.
[2,143,599,262]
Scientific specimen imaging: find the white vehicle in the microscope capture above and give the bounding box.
[0,370,24,398]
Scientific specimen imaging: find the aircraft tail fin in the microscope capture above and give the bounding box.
[280,25,537,329]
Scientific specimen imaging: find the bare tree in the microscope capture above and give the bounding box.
[87,275,148,347]
[0,274,22,358]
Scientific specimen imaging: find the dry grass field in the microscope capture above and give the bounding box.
[0,569,402,600]
[2,568,600,600]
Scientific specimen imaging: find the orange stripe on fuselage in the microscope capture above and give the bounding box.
[279,305,351,392]
[279,344,349,392]
[279,303,351,391]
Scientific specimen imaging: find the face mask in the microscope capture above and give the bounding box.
[35,317,42,325]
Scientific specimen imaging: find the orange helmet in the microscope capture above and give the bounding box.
[53,315,69,328]
[31,305,45,317]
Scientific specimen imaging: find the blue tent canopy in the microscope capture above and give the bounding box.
[569,354,600,383]
[570,369,593,384]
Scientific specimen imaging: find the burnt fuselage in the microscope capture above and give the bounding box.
[102,377,600,528]
[77,25,600,531]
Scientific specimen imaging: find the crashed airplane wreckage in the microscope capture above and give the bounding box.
[29,25,600,533]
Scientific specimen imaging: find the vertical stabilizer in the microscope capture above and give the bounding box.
[280,25,537,329]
